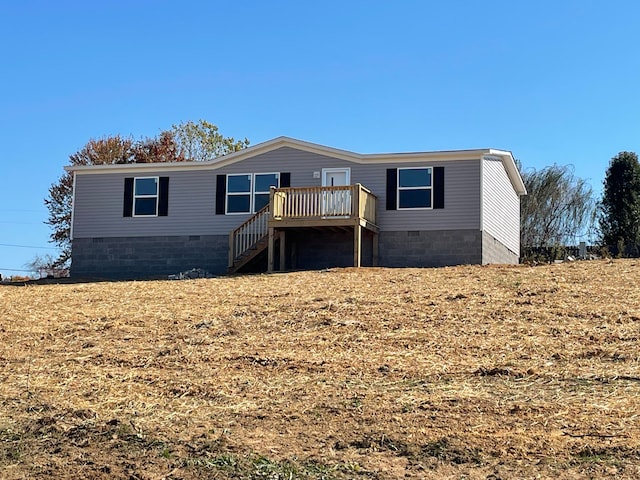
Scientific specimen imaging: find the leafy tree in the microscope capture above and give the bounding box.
[599,151,640,254]
[45,123,248,267]
[132,131,186,164]
[45,135,136,267]
[520,163,596,251]
[171,119,249,161]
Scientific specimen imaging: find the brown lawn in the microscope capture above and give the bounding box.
[1,259,640,479]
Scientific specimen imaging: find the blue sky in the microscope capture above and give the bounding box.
[1,0,639,276]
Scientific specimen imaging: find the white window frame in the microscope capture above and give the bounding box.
[226,173,252,215]
[253,172,280,213]
[397,167,433,210]
[133,176,159,217]
[225,173,280,215]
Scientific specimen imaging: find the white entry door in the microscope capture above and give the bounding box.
[322,168,351,216]
[322,168,350,188]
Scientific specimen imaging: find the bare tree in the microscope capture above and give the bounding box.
[25,254,67,278]
[520,164,596,249]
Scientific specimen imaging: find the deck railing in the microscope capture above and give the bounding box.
[228,204,270,267]
[229,185,378,270]
[270,184,376,224]
[358,185,376,224]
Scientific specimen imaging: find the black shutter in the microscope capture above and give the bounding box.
[123,178,134,217]
[280,172,291,187]
[215,174,226,215]
[158,177,169,216]
[433,167,445,209]
[386,168,397,210]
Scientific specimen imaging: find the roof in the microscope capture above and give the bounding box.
[64,136,527,195]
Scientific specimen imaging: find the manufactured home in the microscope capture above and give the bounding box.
[66,137,526,279]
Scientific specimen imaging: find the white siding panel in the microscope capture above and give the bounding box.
[482,158,520,255]
[72,147,483,238]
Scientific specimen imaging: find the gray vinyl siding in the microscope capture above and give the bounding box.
[482,157,520,255]
[73,170,217,238]
[72,146,483,238]
[376,160,481,231]
[72,147,355,238]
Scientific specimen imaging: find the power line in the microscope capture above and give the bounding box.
[0,221,44,225]
[0,243,59,250]
[0,209,43,213]
[0,267,33,272]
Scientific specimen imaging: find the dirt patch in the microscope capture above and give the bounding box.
[1,260,640,478]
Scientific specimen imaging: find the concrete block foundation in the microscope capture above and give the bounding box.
[71,235,229,279]
[70,228,518,280]
[378,229,483,267]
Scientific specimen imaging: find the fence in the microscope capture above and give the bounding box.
[522,244,600,263]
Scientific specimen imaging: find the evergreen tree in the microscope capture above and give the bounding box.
[599,151,640,254]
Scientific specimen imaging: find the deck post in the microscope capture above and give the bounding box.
[279,231,286,271]
[354,223,362,268]
[228,232,235,269]
[269,187,275,219]
[267,227,275,273]
[372,232,379,266]
[353,184,360,217]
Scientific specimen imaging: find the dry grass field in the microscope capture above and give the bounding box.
[1,259,640,479]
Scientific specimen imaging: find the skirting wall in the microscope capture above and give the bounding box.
[70,235,229,279]
[481,231,519,265]
[378,230,483,267]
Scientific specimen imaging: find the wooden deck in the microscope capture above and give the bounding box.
[270,184,377,230]
[228,184,378,274]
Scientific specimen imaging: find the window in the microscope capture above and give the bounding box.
[123,177,169,217]
[134,177,159,216]
[226,174,252,214]
[386,167,443,211]
[398,167,432,209]
[254,173,279,211]
[226,173,279,214]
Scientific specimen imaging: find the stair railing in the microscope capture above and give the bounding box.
[228,204,270,268]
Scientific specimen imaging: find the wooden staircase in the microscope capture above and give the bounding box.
[228,184,379,274]
[228,205,273,274]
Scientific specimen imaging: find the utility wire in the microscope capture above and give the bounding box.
[0,243,58,250]
[0,221,44,225]
[0,209,43,213]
